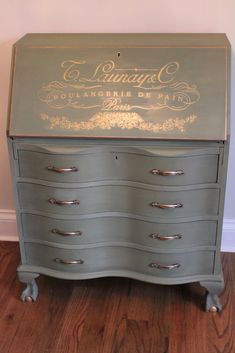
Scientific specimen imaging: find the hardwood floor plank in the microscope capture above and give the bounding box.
[5,275,74,353]
[116,319,151,353]
[76,278,131,353]
[27,277,74,353]
[0,242,19,303]
[53,281,92,353]
[101,278,131,353]
[127,280,171,353]
[0,242,28,353]
[127,280,156,321]
[207,254,235,353]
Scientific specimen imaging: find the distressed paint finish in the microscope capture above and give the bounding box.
[7,34,230,311]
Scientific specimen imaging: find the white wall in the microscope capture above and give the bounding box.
[0,0,235,248]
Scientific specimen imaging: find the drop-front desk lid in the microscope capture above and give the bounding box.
[8,33,230,140]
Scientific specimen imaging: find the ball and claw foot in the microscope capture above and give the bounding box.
[21,279,38,302]
[205,292,222,312]
[24,296,34,303]
[209,305,218,313]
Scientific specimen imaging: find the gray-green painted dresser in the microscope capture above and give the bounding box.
[7,34,230,311]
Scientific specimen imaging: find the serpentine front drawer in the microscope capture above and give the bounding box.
[18,183,220,217]
[21,214,217,249]
[17,146,220,186]
[24,243,215,277]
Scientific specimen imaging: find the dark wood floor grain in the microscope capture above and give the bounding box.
[0,241,235,353]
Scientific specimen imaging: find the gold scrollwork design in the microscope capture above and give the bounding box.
[40,112,197,133]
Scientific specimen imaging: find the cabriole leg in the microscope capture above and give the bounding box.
[200,280,224,312]
[18,271,40,302]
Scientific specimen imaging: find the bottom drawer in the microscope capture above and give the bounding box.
[24,243,214,278]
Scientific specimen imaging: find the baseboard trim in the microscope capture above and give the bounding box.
[221,219,235,252]
[0,210,235,251]
[0,210,18,241]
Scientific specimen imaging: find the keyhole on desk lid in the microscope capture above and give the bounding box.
[115,155,118,160]
[117,52,121,58]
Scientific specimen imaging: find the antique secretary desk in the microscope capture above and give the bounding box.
[7,34,230,311]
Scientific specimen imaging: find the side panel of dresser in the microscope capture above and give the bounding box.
[200,139,229,311]
[8,139,40,301]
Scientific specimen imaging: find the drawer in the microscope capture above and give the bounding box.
[24,243,215,277]
[18,183,219,218]
[22,214,217,249]
[17,146,219,186]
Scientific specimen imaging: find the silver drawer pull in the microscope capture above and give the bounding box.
[149,262,180,270]
[47,166,78,173]
[54,258,84,265]
[151,169,184,176]
[48,199,80,206]
[51,229,82,236]
[150,233,182,240]
[150,202,183,209]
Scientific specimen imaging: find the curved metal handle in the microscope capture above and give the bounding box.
[47,166,78,173]
[54,258,84,265]
[149,263,180,270]
[149,233,182,241]
[51,229,82,236]
[150,202,183,209]
[151,169,184,176]
[48,198,80,206]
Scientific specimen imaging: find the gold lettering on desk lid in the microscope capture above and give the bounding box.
[38,59,200,112]
[77,60,177,87]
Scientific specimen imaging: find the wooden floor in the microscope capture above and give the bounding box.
[0,242,235,353]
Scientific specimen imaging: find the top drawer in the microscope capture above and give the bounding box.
[16,145,219,186]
